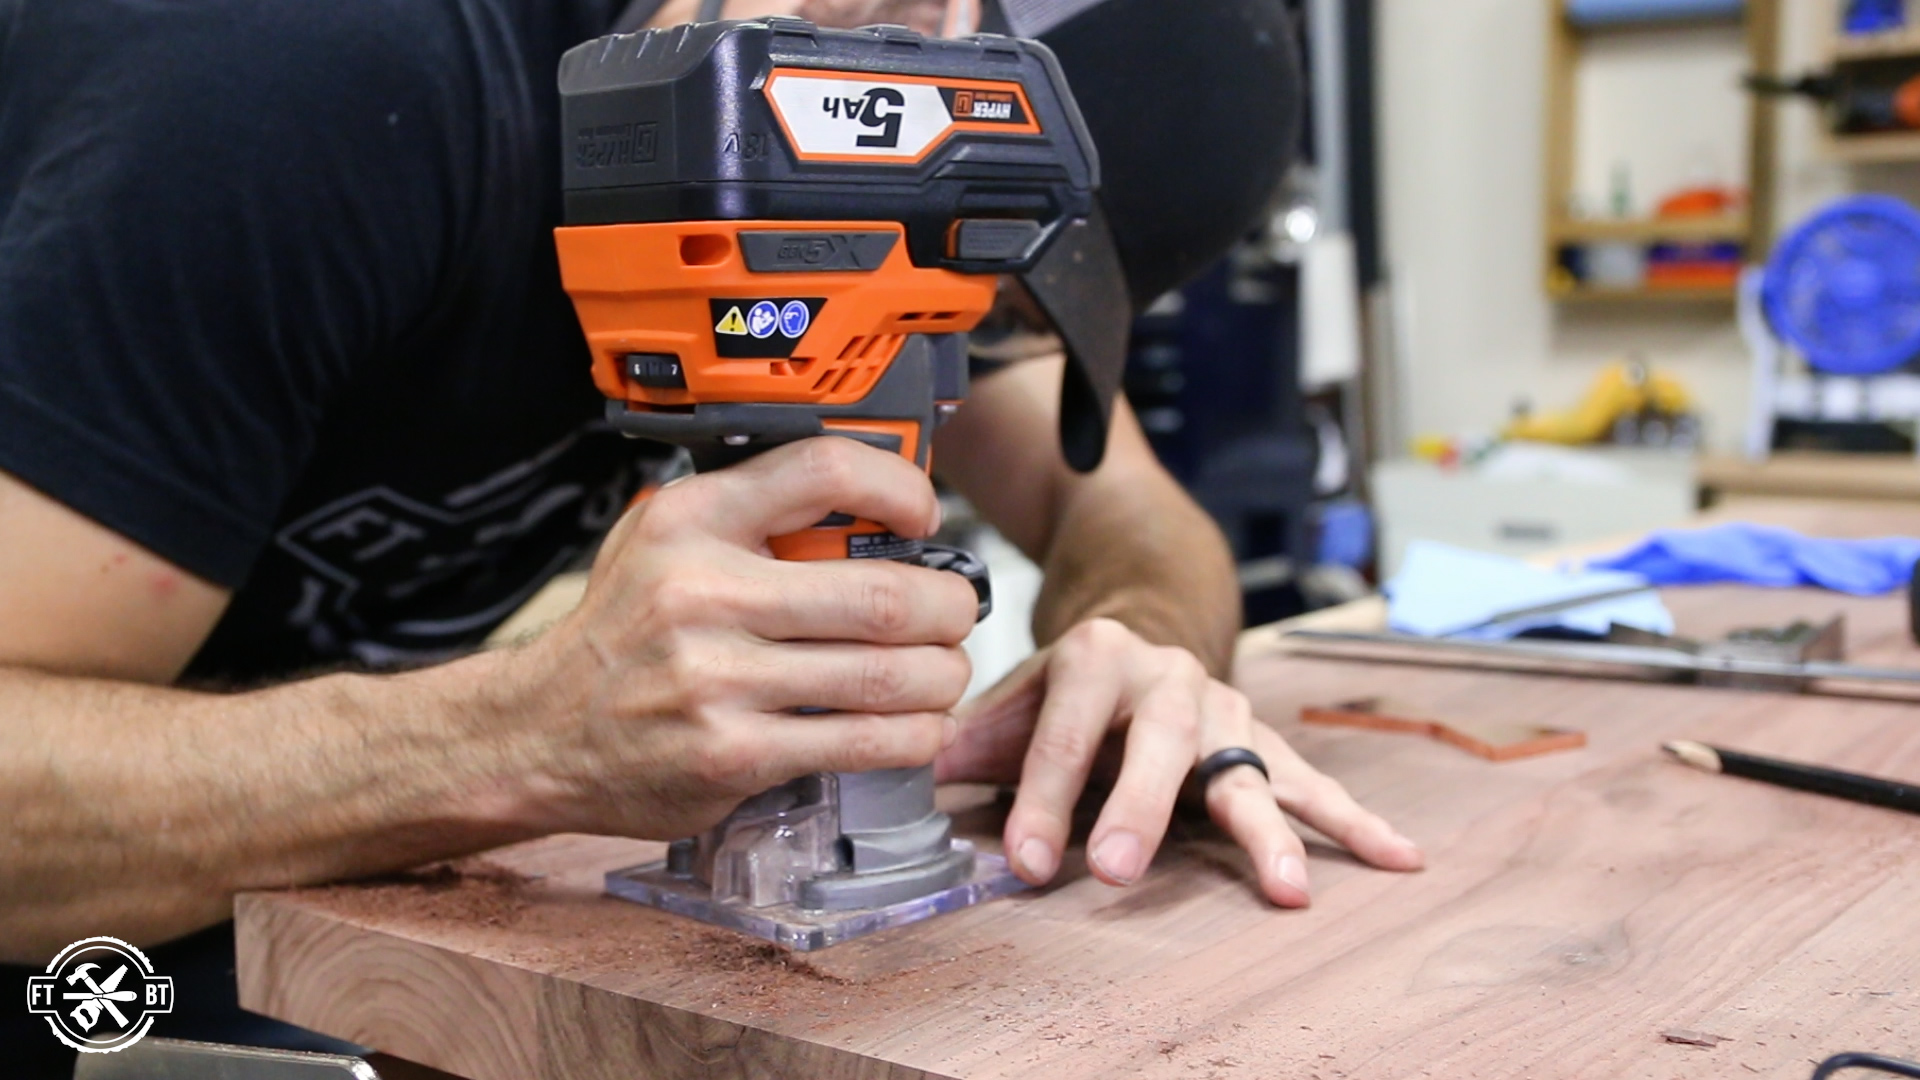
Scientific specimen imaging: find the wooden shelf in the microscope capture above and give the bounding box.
[1566,13,1745,34]
[1831,26,1920,61]
[1550,214,1750,243]
[1561,2,1744,34]
[1549,282,1738,303]
[1823,128,1920,163]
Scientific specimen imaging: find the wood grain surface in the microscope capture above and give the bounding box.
[237,497,1920,1079]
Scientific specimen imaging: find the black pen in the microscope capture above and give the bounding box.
[1663,740,1920,816]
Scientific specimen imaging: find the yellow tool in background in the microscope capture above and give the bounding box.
[1503,359,1694,446]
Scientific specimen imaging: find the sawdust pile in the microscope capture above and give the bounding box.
[318,856,535,929]
[674,929,854,985]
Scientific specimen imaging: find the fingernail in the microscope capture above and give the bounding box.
[928,500,944,537]
[1016,837,1057,882]
[1277,854,1311,896]
[1090,830,1145,885]
[1391,830,1421,853]
[942,713,960,748]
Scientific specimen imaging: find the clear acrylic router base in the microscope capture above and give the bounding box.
[604,841,1027,951]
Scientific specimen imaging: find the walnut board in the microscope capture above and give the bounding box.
[237,498,1920,1079]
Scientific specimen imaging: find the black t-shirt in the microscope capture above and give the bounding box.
[0,0,671,687]
[0,0,670,1068]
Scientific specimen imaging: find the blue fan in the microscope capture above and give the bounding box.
[1762,194,1920,376]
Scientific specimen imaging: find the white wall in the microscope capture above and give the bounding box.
[1377,0,1915,456]
[1571,22,1749,214]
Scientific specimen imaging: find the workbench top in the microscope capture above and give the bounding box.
[1699,451,1920,504]
[236,498,1920,1079]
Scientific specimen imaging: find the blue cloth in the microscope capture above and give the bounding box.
[1387,540,1673,640]
[1589,524,1920,595]
[1317,499,1374,569]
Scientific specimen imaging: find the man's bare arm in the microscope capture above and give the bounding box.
[0,440,977,961]
[0,475,547,957]
[0,653,547,961]
[0,475,230,683]
[934,354,1240,674]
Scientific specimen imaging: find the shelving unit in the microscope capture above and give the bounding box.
[1825,130,1920,162]
[1541,0,1780,303]
[1820,17,1920,161]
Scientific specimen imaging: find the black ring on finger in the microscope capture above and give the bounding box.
[1194,747,1269,789]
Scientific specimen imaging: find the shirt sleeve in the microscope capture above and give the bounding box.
[0,2,468,586]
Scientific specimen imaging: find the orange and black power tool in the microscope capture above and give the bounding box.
[554,17,1132,942]
[555,16,1129,560]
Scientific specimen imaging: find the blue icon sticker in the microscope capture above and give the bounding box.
[747,301,780,339]
[779,300,812,339]
[708,297,825,358]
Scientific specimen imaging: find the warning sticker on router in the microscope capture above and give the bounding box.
[710,298,824,358]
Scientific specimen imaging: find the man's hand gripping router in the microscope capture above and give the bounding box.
[517,437,980,841]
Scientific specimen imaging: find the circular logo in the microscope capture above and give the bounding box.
[746,300,780,339]
[27,936,174,1053]
[779,300,812,339]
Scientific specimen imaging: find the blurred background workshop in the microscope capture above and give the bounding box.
[936,0,1920,672]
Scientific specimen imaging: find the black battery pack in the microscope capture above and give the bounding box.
[557,17,1101,276]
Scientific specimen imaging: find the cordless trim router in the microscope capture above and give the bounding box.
[554,16,1131,949]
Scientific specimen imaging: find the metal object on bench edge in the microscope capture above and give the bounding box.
[72,1037,379,1080]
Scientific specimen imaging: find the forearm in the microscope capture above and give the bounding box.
[936,357,1241,677]
[0,649,545,961]
[1028,452,1240,677]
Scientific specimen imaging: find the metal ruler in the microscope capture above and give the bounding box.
[1285,630,1920,687]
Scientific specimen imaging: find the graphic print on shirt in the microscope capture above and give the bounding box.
[272,428,649,666]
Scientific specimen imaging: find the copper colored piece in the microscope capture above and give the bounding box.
[1301,698,1587,762]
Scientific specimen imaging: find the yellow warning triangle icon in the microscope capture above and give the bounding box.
[714,306,749,336]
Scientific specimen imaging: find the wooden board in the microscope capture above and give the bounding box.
[237,499,1920,1079]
